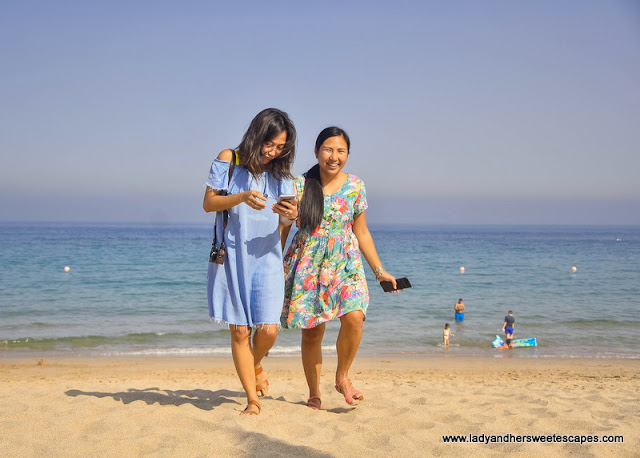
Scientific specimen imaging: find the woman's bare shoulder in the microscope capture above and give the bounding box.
[217,149,234,161]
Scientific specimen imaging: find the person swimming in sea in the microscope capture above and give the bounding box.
[443,323,454,346]
[454,298,465,322]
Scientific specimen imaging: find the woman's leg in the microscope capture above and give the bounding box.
[301,323,325,401]
[252,324,278,366]
[252,324,278,396]
[335,311,364,404]
[229,325,260,414]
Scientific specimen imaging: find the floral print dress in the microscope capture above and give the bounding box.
[281,173,369,329]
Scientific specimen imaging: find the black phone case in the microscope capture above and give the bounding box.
[380,277,411,292]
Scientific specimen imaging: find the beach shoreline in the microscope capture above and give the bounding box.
[1,356,638,456]
[4,224,639,363]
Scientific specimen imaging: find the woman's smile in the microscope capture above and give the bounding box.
[261,130,287,164]
[316,135,348,175]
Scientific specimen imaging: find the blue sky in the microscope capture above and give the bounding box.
[1,0,639,224]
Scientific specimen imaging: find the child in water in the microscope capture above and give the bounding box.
[443,323,454,346]
[502,310,515,340]
[497,338,513,350]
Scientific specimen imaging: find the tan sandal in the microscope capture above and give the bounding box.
[241,399,261,415]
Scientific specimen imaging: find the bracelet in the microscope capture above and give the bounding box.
[373,266,384,279]
[280,215,296,226]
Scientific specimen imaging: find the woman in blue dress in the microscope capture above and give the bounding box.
[203,108,298,415]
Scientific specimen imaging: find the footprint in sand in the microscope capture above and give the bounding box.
[413,397,428,405]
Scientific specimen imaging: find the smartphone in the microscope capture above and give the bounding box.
[380,277,412,292]
[278,194,296,204]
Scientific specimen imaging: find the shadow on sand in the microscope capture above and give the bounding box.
[279,396,356,414]
[65,387,243,411]
[234,429,334,457]
[65,389,345,456]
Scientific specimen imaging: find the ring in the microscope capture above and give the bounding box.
[285,211,289,215]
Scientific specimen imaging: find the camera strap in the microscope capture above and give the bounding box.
[221,150,237,234]
[210,150,237,261]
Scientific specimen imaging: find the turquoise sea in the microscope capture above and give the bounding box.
[1,223,639,359]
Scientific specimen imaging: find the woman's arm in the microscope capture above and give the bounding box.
[275,202,298,251]
[202,149,267,212]
[273,182,299,252]
[279,221,293,251]
[352,211,397,289]
[203,189,255,212]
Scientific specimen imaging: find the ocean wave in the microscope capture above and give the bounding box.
[101,345,336,357]
[560,319,640,327]
[0,322,61,330]
[0,331,225,349]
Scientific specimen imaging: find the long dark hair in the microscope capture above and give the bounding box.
[298,127,350,231]
[236,108,296,180]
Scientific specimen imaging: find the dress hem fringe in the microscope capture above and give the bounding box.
[210,317,281,331]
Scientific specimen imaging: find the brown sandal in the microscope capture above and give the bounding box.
[241,399,261,415]
[255,365,269,397]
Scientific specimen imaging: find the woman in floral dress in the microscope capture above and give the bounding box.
[281,126,400,409]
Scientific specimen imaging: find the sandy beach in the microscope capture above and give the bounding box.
[0,356,638,457]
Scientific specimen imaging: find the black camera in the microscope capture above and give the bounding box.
[215,243,226,265]
[209,243,219,263]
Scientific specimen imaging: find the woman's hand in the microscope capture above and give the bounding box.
[272,198,298,221]
[378,271,402,294]
[242,191,267,210]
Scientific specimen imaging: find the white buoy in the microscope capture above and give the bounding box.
[64,266,71,272]
[571,266,577,272]
[460,266,465,273]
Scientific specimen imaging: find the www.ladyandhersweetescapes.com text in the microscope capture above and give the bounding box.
[442,433,624,445]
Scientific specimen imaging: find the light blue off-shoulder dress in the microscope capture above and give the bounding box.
[206,157,293,327]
